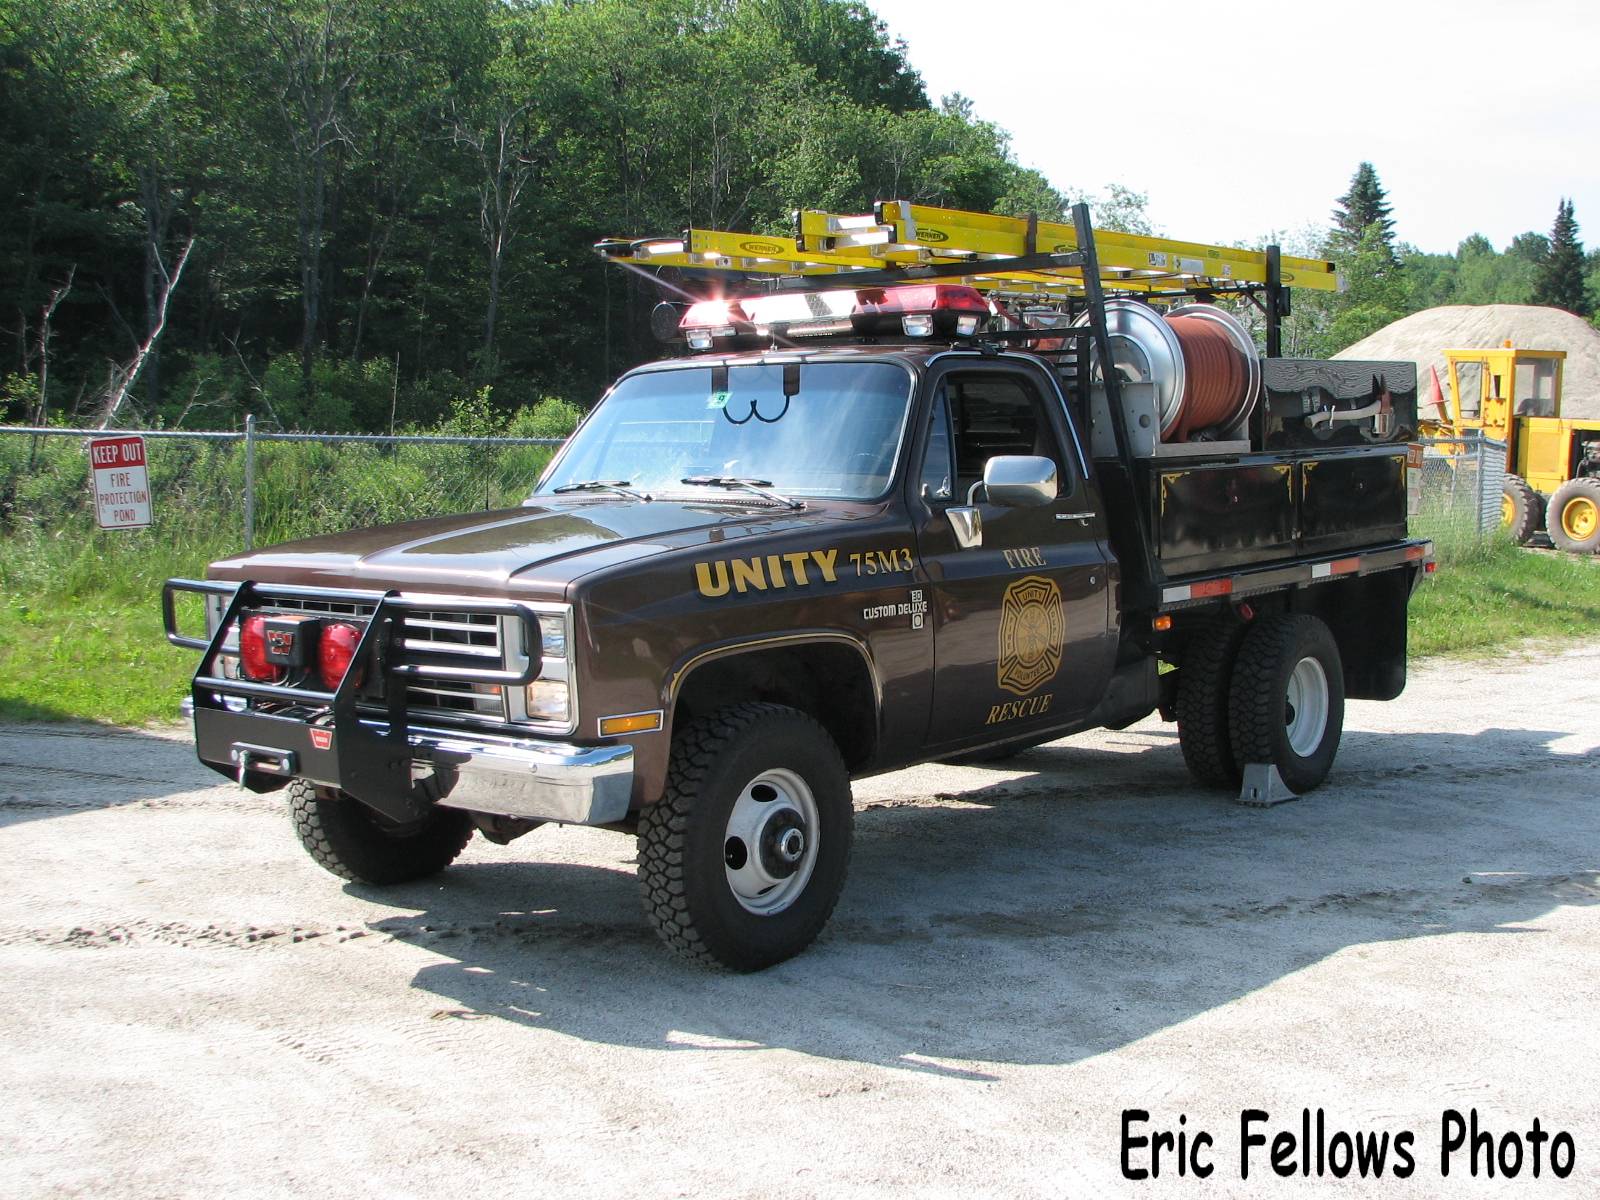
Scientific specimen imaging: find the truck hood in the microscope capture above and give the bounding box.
[206,497,836,595]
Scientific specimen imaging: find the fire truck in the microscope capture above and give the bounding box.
[165,201,1431,969]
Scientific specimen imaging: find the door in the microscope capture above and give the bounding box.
[911,361,1117,747]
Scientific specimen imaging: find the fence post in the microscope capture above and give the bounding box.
[243,414,256,551]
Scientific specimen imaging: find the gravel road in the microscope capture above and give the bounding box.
[4,645,1598,1198]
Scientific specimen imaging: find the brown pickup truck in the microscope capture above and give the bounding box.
[165,208,1432,969]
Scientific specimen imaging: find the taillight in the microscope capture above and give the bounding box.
[239,614,285,682]
[318,622,365,689]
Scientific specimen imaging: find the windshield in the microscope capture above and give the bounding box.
[537,361,914,501]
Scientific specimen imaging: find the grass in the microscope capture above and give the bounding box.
[1408,522,1600,658]
[2,510,1598,728]
[1,431,555,726]
[0,527,228,726]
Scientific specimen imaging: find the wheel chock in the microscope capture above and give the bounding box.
[1237,763,1299,807]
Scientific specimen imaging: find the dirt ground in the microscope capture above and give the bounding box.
[3,644,1598,1198]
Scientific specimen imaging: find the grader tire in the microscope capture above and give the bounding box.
[1502,474,1541,545]
[1547,477,1600,555]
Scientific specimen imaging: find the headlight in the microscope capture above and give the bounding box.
[519,607,575,730]
[539,617,566,660]
[525,678,570,722]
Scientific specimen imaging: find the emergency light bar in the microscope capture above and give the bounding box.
[678,283,994,349]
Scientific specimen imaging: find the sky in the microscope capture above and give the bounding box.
[866,0,1600,256]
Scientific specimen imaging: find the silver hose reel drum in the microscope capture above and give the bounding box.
[1075,300,1261,442]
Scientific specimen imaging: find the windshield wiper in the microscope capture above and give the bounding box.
[552,479,652,502]
[680,476,804,510]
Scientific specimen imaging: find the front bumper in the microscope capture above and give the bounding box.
[425,731,633,825]
[184,698,633,826]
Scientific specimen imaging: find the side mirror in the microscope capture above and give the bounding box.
[982,455,1057,508]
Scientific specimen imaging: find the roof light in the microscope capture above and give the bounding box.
[677,283,992,349]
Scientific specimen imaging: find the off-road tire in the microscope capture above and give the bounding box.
[1546,477,1600,554]
[637,703,853,971]
[1228,614,1345,795]
[1175,619,1248,788]
[1502,474,1541,544]
[288,780,473,885]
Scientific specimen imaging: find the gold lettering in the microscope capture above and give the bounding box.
[1003,546,1046,569]
[783,551,811,586]
[811,548,838,582]
[766,555,787,587]
[984,692,1055,725]
[731,558,767,593]
[695,561,730,598]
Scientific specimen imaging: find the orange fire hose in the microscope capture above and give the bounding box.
[1167,315,1250,440]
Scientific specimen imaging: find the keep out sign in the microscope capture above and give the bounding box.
[88,435,152,530]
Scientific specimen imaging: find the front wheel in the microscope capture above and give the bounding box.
[638,703,853,970]
[1502,474,1541,544]
[1228,615,1345,794]
[287,780,473,885]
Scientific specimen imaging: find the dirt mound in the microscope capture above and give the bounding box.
[1334,305,1600,418]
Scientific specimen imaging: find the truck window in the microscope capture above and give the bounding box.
[931,371,1071,502]
[538,361,915,501]
[920,387,955,500]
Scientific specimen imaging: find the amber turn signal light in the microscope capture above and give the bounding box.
[598,711,663,737]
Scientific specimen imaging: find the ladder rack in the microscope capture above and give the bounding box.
[595,200,1342,302]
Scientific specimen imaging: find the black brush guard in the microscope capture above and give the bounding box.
[163,579,542,823]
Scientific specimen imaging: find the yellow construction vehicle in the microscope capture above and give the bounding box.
[1423,343,1600,553]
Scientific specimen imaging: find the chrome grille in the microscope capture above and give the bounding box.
[262,596,508,722]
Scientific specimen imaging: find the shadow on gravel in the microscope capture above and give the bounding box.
[0,722,215,828]
[367,724,1600,1078]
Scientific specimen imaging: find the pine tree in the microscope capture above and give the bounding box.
[1533,198,1591,317]
[1332,162,1397,266]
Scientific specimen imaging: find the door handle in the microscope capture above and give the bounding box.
[1055,511,1096,521]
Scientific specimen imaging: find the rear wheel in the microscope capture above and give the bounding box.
[1502,474,1541,544]
[1228,614,1345,794]
[638,703,853,971]
[287,780,473,885]
[1547,477,1600,554]
[1175,619,1248,787]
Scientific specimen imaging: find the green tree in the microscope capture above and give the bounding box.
[1325,224,1409,352]
[742,0,925,113]
[1533,198,1591,316]
[1331,161,1397,265]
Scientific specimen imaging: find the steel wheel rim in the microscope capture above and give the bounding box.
[1284,656,1330,757]
[1501,493,1515,527]
[1562,495,1597,539]
[723,768,819,915]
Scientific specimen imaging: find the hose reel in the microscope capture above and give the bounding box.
[1074,301,1261,442]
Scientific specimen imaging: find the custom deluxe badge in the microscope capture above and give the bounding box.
[997,574,1065,696]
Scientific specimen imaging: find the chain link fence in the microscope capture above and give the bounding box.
[0,420,566,553]
[1,422,1508,578]
[1414,432,1507,541]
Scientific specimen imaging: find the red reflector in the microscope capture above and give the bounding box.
[239,614,285,683]
[1424,561,1438,574]
[1190,578,1234,599]
[1330,557,1361,576]
[1403,544,1428,561]
[318,622,365,690]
